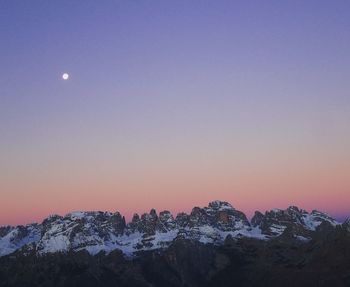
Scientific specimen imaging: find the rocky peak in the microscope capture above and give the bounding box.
[254,207,305,236]
[189,207,209,227]
[158,211,176,231]
[109,212,126,234]
[150,209,158,219]
[309,210,337,224]
[42,214,63,226]
[186,202,251,232]
[208,200,234,211]
[253,206,338,237]
[251,211,264,227]
[159,210,173,221]
[129,210,159,235]
[132,213,140,223]
[285,206,306,224]
[175,212,190,228]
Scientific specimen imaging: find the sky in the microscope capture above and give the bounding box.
[0,0,349,225]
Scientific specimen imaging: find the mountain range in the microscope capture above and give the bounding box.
[0,201,347,257]
[1,201,350,287]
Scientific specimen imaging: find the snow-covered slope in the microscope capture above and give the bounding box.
[0,224,41,257]
[251,206,339,238]
[0,201,343,257]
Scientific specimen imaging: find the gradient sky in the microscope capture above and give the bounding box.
[1,1,349,225]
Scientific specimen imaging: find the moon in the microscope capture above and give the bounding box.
[62,73,69,80]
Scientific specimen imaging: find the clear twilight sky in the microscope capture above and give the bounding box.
[0,1,349,226]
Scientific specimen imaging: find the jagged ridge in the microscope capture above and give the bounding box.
[0,201,344,257]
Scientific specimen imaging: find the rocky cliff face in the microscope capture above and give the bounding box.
[343,218,350,232]
[251,206,338,238]
[0,201,344,258]
[0,224,41,257]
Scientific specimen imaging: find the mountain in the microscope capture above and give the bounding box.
[1,201,350,287]
[251,206,338,238]
[0,201,342,257]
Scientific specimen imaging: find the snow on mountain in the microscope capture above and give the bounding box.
[0,201,343,258]
[0,224,41,257]
[251,206,340,238]
[302,210,338,230]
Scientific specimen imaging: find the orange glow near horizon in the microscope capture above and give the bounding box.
[1,151,349,225]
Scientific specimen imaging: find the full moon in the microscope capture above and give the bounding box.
[62,73,69,80]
